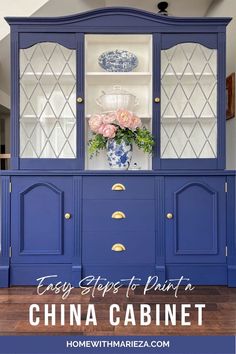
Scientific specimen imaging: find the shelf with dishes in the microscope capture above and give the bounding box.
[85,84,152,119]
[84,34,153,171]
[85,34,152,73]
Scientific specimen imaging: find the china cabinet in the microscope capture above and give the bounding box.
[0,7,235,287]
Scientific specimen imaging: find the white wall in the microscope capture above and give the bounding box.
[0,113,10,153]
[106,0,213,17]
[207,0,236,169]
[0,0,106,102]
[0,88,10,109]
[0,0,49,40]
[33,0,105,18]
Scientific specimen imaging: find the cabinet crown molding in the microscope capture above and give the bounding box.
[5,7,232,28]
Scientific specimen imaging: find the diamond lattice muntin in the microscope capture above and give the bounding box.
[20,42,76,158]
[161,43,217,159]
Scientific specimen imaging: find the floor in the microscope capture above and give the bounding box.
[0,286,235,335]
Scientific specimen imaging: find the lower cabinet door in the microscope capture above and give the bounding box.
[10,177,74,284]
[165,177,227,264]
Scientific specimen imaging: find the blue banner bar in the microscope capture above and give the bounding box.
[0,336,234,354]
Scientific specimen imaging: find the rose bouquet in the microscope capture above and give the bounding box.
[88,109,154,157]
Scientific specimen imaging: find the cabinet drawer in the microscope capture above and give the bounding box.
[83,200,155,232]
[83,231,155,264]
[83,177,154,199]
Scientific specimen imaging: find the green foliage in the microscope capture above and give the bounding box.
[88,134,107,157]
[88,126,155,157]
[134,127,155,154]
[115,127,136,145]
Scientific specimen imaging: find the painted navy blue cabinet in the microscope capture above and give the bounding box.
[82,176,156,281]
[10,177,76,285]
[165,177,226,263]
[165,177,227,284]
[0,8,235,287]
[11,177,74,263]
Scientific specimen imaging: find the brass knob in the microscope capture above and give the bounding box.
[111,183,126,191]
[64,213,71,220]
[77,97,83,103]
[166,213,173,219]
[112,211,126,219]
[112,243,126,252]
[154,97,160,103]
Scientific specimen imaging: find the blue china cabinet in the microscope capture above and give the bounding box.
[0,7,235,287]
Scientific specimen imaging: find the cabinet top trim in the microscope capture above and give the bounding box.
[5,7,231,28]
[0,170,235,177]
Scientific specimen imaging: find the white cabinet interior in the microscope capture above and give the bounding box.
[85,34,153,170]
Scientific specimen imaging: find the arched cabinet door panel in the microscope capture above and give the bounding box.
[165,177,226,263]
[11,177,74,263]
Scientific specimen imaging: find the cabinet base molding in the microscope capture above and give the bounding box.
[82,264,156,284]
[0,266,10,287]
[227,266,236,287]
[6,264,235,287]
[155,265,166,283]
[166,264,228,285]
[72,265,82,286]
[10,264,73,286]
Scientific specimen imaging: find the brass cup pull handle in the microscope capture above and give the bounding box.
[64,213,71,220]
[112,211,126,219]
[112,243,126,252]
[154,97,160,103]
[77,97,83,103]
[111,183,126,191]
[166,213,173,219]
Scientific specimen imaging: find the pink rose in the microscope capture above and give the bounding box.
[88,114,103,133]
[116,109,134,129]
[97,123,106,135]
[131,115,142,130]
[102,112,117,124]
[99,124,117,139]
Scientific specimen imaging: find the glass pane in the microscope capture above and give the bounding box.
[20,43,76,158]
[161,43,217,159]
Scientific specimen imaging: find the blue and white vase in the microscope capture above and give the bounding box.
[106,139,133,170]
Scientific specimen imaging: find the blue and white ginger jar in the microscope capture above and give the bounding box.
[107,139,132,170]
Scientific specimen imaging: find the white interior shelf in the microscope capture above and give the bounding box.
[86,75,152,86]
[162,116,216,121]
[161,72,215,77]
[21,72,74,76]
[86,72,151,76]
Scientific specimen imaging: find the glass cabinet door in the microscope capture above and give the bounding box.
[19,39,79,168]
[160,40,218,169]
